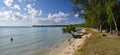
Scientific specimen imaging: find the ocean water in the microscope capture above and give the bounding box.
[0,27,70,55]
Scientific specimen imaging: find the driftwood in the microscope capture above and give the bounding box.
[73,28,86,39]
[102,34,107,36]
[73,35,82,38]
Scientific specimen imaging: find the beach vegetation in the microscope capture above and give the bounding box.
[70,0,120,35]
[74,29,120,55]
[62,25,76,37]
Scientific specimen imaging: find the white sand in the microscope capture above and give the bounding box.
[48,33,92,55]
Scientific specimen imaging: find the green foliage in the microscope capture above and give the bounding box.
[105,0,117,24]
[70,0,120,32]
[62,25,76,34]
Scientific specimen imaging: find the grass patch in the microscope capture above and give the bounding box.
[74,29,120,55]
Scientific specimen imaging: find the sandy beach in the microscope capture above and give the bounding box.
[48,31,92,55]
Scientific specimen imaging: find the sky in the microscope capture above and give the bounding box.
[0,0,84,26]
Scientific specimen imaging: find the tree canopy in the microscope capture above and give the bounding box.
[71,0,120,35]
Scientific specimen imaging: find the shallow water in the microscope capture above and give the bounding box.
[0,27,70,55]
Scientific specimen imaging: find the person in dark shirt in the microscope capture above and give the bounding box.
[11,37,13,42]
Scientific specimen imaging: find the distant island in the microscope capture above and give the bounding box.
[32,25,68,27]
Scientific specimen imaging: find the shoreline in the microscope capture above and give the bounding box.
[48,33,92,55]
[33,28,92,55]
[32,37,71,55]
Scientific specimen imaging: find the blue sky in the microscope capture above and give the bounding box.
[0,0,84,26]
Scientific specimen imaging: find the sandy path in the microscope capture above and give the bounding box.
[48,33,92,55]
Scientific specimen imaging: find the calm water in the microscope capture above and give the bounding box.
[0,27,70,55]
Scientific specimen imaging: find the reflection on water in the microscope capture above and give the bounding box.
[0,27,70,55]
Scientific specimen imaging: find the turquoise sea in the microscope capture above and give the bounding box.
[0,27,70,55]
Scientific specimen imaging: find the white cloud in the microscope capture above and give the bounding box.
[0,10,13,20]
[0,10,29,21]
[48,11,69,18]
[37,11,69,25]
[28,8,38,23]
[38,10,42,16]
[3,0,13,7]
[28,9,38,16]
[0,10,32,26]
[0,2,70,25]
[26,4,32,9]
[75,14,79,18]
[26,4,41,24]
[13,5,21,10]
[1,0,80,26]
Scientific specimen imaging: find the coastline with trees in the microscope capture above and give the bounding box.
[71,0,120,35]
[71,0,120,55]
[48,0,120,55]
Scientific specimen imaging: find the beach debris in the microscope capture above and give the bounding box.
[102,34,107,36]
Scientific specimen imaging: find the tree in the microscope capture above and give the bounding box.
[70,0,119,35]
[71,0,107,32]
[62,25,76,37]
[113,2,120,31]
[105,0,118,34]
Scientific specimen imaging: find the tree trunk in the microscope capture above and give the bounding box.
[99,25,102,32]
[110,24,112,34]
[112,16,118,35]
[70,33,76,38]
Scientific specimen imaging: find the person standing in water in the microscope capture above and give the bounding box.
[11,37,13,42]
